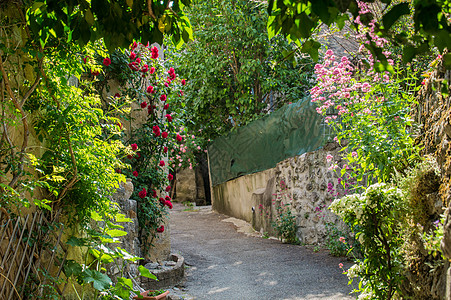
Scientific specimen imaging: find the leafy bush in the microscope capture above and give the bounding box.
[271,181,300,245]
[330,183,407,299]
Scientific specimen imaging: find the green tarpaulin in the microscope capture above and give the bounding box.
[208,96,325,186]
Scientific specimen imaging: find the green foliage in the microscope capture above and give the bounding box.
[64,211,158,300]
[167,0,315,141]
[330,183,407,299]
[271,181,300,245]
[25,0,192,51]
[325,222,361,257]
[267,0,451,68]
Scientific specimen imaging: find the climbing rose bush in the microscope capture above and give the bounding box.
[90,42,201,251]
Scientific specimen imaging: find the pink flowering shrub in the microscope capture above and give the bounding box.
[311,3,420,186]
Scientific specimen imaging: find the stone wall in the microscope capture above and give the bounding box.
[212,142,345,245]
[415,58,451,298]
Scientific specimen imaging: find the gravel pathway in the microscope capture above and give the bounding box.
[169,203,355,300]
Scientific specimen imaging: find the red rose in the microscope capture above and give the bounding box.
[133,171,138,177]
[181,79,186,85]
[146,85,154,94]
[176,134,182,142]
[136,153,141,159]
[151,46,159,59]
[150,66,156,74]
[164,104,169,110]
[162,132,168,138]
[152,189,157,198]
[159,160,165,167]
[127,154,133,159]
[165,200,173,209]
[160,94,167,102]
[159,197,165,204]
[136,57,141,64]
[91,70,100,76]
[114,93,120,98]
[141,101,147,108]
[168,174,173,181]
[83,56,89,64]
[165,185,171,192]
[152,125,160,137]
[169,67,175,75]
[163,146,168,153]
[138,188,147,198]
[156,225,164,233]
[103,57,111,66]
[129,52,136,60]
[131,143,138,151]
[115,169,122,173]
[165,114,173,122]
[131,41,138,50]
[141,64,149,73]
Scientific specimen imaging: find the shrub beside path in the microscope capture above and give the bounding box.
[169,203,354,300]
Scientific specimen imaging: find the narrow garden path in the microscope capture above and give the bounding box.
[169,203,355,300]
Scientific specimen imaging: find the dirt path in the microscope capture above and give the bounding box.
[169,203,355,300]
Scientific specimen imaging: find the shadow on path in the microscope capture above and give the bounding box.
[170,203,355,300]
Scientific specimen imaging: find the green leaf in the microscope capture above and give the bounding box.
[63,260,83,277]
[106,229,128,237]
[66,236,89,247]
[82,269,112,291]
[91,211,104,222]
[89,248,114,264]
[382,3,410,31]
[116,213,132,223]
[85,9,95,26]
[138,265,158,280]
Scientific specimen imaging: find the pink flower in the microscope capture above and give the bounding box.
[140,101,147,108]
[156,225,164,233]
[351,151,358,158]
[339,237,346,243]
[131,143,138,151]
[162,131,168,138]
[326,154,333,162]
[133,171,138,177]
[159,160,165,167]
[138,188,147,198]
[103,57,111,66]
[160,94,167,101]
[339,263,344,269]
[176,134,182,142]
[181,79,186,85]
